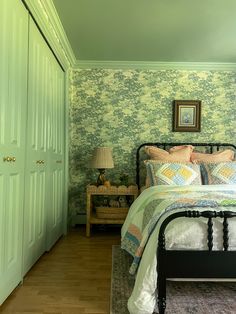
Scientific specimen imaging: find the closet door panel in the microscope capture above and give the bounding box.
[46,59,65,250]
[0,0,28,305]
[23,170,46,273]
[47,166,64,249]
[4,173,22,280]
[0,174,4,276]
[0,0,28,151]
[23,18,49,275]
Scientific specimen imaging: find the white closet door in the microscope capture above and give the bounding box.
[0,0,28,304]
[23,17,66,272]
[46,55,65,250]
[23,18,50,275]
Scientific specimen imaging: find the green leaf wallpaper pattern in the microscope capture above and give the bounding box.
[69,68,236,218]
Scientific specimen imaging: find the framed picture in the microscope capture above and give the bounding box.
[173,100,201,132]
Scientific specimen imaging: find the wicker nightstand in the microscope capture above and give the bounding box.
[86,184,138,237]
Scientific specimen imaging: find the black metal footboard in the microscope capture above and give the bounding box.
[153,210,236,314]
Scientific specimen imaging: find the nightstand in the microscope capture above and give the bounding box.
[86,184,138,237]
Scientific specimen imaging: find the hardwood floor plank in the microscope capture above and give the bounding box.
[0,226,121,314]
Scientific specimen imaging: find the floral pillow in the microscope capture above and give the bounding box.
[145,161,202,186]
[200,162,236,185]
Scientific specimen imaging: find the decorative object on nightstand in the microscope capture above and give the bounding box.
[118,195,128,207]
[109,199,120,208]
[103,180,111,188]
[86,184,138,237]
[90,147,114,186]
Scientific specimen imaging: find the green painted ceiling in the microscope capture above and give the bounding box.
[52,0,236,63]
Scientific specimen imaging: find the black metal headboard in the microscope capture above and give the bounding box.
[136,142,236,189]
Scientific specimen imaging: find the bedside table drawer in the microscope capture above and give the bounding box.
[95,206,129,219]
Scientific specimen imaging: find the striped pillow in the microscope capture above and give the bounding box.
[145,161,202,186]
[200,162,236,185]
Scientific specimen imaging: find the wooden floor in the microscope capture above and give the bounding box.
[0,226,121,314]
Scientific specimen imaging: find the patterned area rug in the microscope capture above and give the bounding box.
[110,245,236,314]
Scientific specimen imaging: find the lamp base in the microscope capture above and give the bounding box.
[97,168,106,186]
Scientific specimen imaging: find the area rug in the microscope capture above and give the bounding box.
[110,245,236,314]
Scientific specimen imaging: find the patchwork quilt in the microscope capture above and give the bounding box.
[121,185,236,275]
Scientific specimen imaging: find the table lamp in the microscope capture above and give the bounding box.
[90,147,114,186]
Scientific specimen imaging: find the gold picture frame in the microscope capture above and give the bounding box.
[173,100,201,132]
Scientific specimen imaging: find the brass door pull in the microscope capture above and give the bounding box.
[3,156,12,162]
[36,160,45,164]
[3,156,16,162]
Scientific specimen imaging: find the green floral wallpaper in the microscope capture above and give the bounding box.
[69,68,236,219]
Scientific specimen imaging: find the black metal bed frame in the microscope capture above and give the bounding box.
[135,142,236,314]
[156,210,236,314]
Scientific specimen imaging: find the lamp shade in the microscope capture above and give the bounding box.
[90,147,114,169]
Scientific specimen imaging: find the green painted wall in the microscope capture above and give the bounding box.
[69,68,236,217]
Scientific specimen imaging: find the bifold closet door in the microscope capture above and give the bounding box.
[0,0,28,304]
[23,18,49,275]
[23,17,66,274]
[46,57,65,250]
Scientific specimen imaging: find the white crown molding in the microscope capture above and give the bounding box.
[74,60,236,71]
[23,0,76,70]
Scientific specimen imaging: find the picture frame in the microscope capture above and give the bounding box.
[173,100,201,132]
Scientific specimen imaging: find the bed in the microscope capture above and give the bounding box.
[121,142,236,314]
